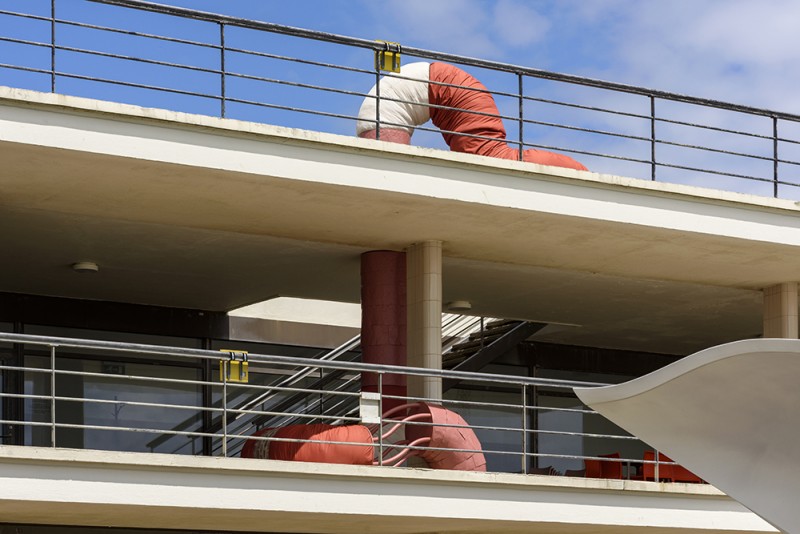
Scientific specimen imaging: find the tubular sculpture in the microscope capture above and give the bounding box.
[357,61,587,171]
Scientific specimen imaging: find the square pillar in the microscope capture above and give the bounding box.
[763,282,799,338]
[406,240,442,401]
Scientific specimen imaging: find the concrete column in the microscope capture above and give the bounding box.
[360,251,406,411]
[406,240,443,401]
[763,282,799,338]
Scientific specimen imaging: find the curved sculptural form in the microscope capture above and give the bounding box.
[575,339,800,533]
[357,62,587,171]
[241,402,486,472]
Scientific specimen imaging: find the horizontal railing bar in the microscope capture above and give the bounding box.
[0,63,51,76]
[55,17,222,49]
[50,394,221,414]
[656,138,776,161]
[521,117,651,142]
[0,35,52,49]
[656,161,772,183]
[383,393,535,411]
[56,43,222,75]
[520,141,651,165]
[49,421,222,439]
[53,71,223,100]
[528,405,604,415]
[527,428,639,441]
[384,417,635,441]
[88,0,387,49]
[0,9,52,22]
[655,115,775,140]
[53,367,217,388]
[226,96,362,123]
[0,333,608,388]
[225,46,375,76]
[226,71,370,99]
[525,451,642,463]
[226,407,362,424]
[522,93,652,121]
[777,136,800,147]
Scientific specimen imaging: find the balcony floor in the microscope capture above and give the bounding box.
[0,445,776,533]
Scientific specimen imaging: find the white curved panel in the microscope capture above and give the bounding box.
[356,62,431,136]
[575,339,800,534]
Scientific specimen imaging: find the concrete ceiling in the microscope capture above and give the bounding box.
[1,90,794,355]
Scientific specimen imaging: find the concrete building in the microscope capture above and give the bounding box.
[0,1,797,533]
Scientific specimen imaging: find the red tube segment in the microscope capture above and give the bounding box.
[428,62,587,170]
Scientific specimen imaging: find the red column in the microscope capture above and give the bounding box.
[361,250,407,411]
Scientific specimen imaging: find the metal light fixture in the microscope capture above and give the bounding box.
[446,300,472,312]
[72,261,99,273]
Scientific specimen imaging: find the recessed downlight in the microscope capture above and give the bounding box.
[447,300,472,312]
[72,261,99,273]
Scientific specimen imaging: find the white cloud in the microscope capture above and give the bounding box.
[359,0,551,60]
[571,0,800,113]
[491,0,551,48]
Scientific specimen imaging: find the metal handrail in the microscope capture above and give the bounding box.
[80,0,800,121]
[148,314,488,452]
[0,332,689,480]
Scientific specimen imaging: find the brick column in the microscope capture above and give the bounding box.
[360,251,407,411]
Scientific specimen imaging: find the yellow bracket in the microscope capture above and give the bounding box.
[219,350,249,383]
[375,40,401,73]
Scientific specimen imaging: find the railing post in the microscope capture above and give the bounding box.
[518,73,524,161]
[50,0,56,93]
[221,359,228,457]
[654,449,660,481]
[378,372,384,466]
[650,95,657,181]
[531,367,538,471]
[50,344,56,447]
[201,341,213,457]
[521,383,528,474]
[374,69,381,140]
[773,115,779,198]
[219,22,226,118]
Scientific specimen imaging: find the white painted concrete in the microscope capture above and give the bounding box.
[576,339,800,534]
[0,86,797,353]
[407,240,443,401]
[230,297,362,328]
[763,283,799,338]
[0,445,776,533]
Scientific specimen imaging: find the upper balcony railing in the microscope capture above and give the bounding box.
[1,0,798,200]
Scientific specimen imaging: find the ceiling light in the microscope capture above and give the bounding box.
[72,261,99,273]
[446,300,472,312]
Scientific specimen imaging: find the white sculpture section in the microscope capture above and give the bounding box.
[575,339,800,534]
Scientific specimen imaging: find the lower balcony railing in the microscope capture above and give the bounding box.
[0,332,702,483]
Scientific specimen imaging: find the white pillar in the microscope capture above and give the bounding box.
[763,282,798,338]
[406,240,443,401]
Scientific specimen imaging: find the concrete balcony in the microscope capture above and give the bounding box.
[0,446,776,533]
[2,87,800,355]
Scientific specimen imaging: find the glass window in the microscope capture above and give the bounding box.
[445,386,525,474]
[24,354,202,454]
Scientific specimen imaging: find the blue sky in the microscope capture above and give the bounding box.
[2,0,800,197]
[153,0,800,112]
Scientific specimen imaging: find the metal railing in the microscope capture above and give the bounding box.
[0,332,691,482]
[0,0,798,199]
[145,312,491,455]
